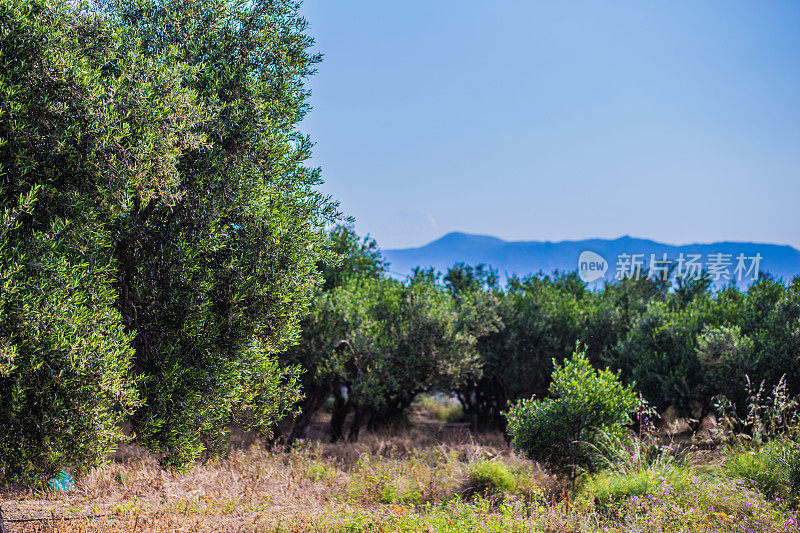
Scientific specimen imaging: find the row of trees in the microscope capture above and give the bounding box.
[1,0,336,482]
[279,226,500,444]
[282,226,800,441]
[460,267,800,426]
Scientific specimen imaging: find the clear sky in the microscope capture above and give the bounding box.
[299,1,800,250]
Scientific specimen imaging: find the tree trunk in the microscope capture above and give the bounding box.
[287,381,330,447]
[348,404,368,442]
[329,385,349,443]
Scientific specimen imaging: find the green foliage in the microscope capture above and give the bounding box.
[280,225,389,442]
[581,464,696,511]
[93,0,336,467]
[0,0,149,483]
[773,440,800,500]
[293,257,799,445]
[457,271,586,428]
[318,225,387,291]
[723,448,785,498]
[1,0,336,478]
[463,460,517,497]
[723,440,800,504]
[614,299,708,412]
[284,236,498,442]
[578,463,794,532]
[0,198,140,483]
[340,270,489,423]
[286,244,800,444]
[697,324,755,405]
[506,348,640,476]
[607,274,800,415]
[756,277,800,393]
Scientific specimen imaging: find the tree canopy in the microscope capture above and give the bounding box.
[0,0,337,480]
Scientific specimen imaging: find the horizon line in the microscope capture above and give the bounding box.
[386,231,800,252]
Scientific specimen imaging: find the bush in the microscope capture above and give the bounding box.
[697,324,756,405]
[581,464,695,512]
[462,460,517,498]
[725,439,800,504]
[774,440,800,500]
[506,347,640,477]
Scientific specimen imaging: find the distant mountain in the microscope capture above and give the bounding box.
[384,233,800,287]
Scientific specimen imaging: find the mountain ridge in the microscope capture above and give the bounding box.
[384,232,800,286]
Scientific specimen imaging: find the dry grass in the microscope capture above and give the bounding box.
[0,427,572,532]
[2,422,798,532]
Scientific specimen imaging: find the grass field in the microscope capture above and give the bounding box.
[2,413,799,533]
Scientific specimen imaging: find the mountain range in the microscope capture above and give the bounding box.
[384,233,800,287]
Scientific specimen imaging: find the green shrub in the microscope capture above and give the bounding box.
[723,448,783,497]
[462,460,517,498]
[696,324,755,405]
[725,439,800,503]
[506,347,640,477]
[774,440,800,498]
[581,464,694,512]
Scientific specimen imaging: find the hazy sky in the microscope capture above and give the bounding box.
[299,1,800,250]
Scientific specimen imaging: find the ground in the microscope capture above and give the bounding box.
[1,402,798,532]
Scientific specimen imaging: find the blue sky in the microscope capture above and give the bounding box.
[299,1,800,250]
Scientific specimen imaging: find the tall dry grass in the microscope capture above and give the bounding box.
[1,427,575,532]
[2,418,798,532]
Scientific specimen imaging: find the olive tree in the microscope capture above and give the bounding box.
[506,347,639,477]
[1,0,337,478]
[0,0,191,481]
